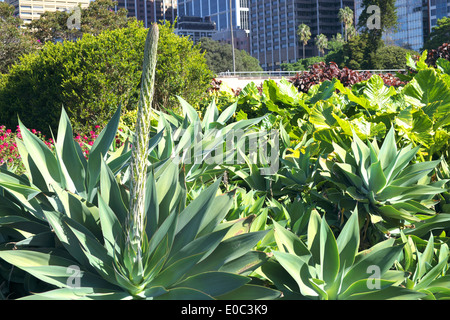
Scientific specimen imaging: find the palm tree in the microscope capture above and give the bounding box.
[338,6,354,42]
[297,23,311,60]
[315,33,328,57]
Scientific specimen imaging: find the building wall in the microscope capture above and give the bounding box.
[6,0,90,24]
[177,0,250,32]
[250,0,354,71]
[356,0,450,52]
[116,0,177,27]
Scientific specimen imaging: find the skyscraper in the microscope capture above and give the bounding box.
[5,0,90,24]
[249,0,355,71]
[177,0,250,32]
[116,0,177,27]
[355,0,450,52]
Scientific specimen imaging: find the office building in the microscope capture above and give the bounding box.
[177,0,250,32]
[355,0,450,52]
[5,0,90,24]
[116,0,177,27]
[250,0,355,71]
[212,28,250,52]
[175,15,216,43]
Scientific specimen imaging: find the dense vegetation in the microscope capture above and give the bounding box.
[0,20,212,135]
[0,21,449,300]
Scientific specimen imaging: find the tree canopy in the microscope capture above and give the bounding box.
[27,0,129,43]
[0,2,41,74]
[423,17,450,51]
[199,37,262,74]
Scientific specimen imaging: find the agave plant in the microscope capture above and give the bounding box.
[396,232,450,300]
[0,24,281,300]
[317,126,448,236]
[258,208,425,300]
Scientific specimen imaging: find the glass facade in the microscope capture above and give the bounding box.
[177,0,248,31]
[355,0,450,52]
[388,0,424,52]
[249,0,354,71]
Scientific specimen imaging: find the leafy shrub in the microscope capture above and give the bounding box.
[427,43,450,67]
[289,62,405,93]
[0,20,213,135]
[372,45,418,70]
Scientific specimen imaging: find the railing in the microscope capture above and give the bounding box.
[217,69,407,78]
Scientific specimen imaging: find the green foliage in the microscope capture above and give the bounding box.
[318,127,448,238]
[0,28,279,300]
[0,21,212,135]
[1,45,450,300]
[423,17,450,51]
[199,37,262,74]
[0,2,41,74]
[373,46,419,70]
[155,24,213,112]
[259,209,425,300]
[27,0,130,43]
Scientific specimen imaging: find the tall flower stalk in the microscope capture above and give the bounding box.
[126,23,159,265]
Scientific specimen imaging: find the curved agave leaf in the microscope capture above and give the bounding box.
[263,208,419,300]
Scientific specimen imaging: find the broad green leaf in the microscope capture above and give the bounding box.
[18,118,61,192]
[272,251,316,297]
[336,209,360,273]
[87,105,121,201]
[176,271,250,297]
[319,215,340,286]
[55,108,87,196]
[273,220,310,259]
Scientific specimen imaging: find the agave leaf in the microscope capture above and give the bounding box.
[336,209,360,273]
[99,159,127,228]
[155,287,214,300]
[0,250,113,290]
[55,108,87,196]
[273,219,310,259]
[308,278,328,300]
[176,271,250,297]
[171,179,223,253]
[18,287,131,300]
[177,96,200,124]
[186,230,269,276]
[97,194,124,258]
[307,210,322,265]
[219,251,269,275]
[202,99,219,130]
[319,215,340,286]
[150,252,205,288]
[87,105,121,201]
[215,283,281,300]
[272,251,316,297]
[405,214,450,238]
[217,101,238,125]
[348,286,426,300]
[341,241,404,293]
[338,279,398,300]
[390,160,441,187]
[18,118,61,192]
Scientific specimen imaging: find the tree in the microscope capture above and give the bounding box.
[199,37,262,74]
[315,33,328,57]
[0,2,40,74]
[338,6,354,42]
[423,17,450,51]
[297,23,311,60]
[27,0,129,43]
[356,0,398,69]
[0,21,213,134]
[372,45,418,69]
